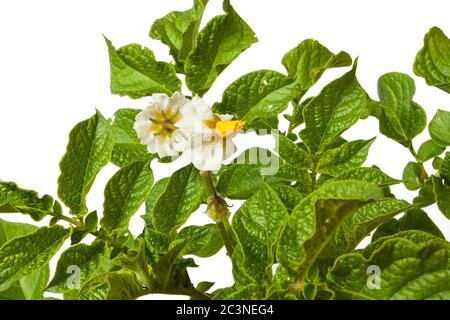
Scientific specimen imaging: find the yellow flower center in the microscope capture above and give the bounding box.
[203,116,245,138]
[215,120,245,137]
[148,107,180,137]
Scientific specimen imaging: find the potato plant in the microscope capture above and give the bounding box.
[0,0,450,300]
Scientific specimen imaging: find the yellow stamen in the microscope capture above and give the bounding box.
[215,120,245,137]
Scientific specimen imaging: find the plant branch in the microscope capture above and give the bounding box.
[49,212,84,228]
[201,171,234,257]
[408,142,429,179]
[217,221,234,258]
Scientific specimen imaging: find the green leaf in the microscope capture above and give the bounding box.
[0,225,70,291]
[417,139,445,162]
[439,152,450,182]
[101,160,153,232]
[150,0,208,72]
[317,139,375,177]
[152,241,197,292]
[85,210,98,233]
[276,134,313,169]
[327,237,450,299]
[429,109,450,147]
[47,242,108,293]
[277,180,383,274]
[433,157,444,170]
[282,39,351,95]
[185,3,257,95]
[414,26,450,94]
[170,224,223,258]
[366,229,441,257]
[300,62,366,153]
[413,179,436,208]
[270,184,303,211]
[0,266,50,300]
[212,70,300,125]
[402,162,425,191]
[196,281,214,293]
[111,108,155,167]
[432,176,450,219]
[76,270,144,300]
[231,183,288,284]
[250,116,279,132]
[0,219,49,300]
[287,96,314,130]
[0,218,37,246]
[151,165,204,235]
[372,209,444,242]
[376,72,427,146]
[216,164,263,199]
[216,147,309,200]
[110,239,150,288]
[214,284,265,300]
[330,198,411,254]
[403,209,442,236]
[105,37,181,99]
[58,111,114,216]
[333,167,400,187]
[0,182,54,221]
[143,177,170,226]
[265,265,299,299]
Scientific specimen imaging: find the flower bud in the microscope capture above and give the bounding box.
[206,195,230,223]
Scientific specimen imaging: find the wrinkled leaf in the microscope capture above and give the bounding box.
[317,139,374,177]
[0,182,53,221]
[101,160,153,232]
[105,37,181,99]
[111,108,155,167]
[333,167,400,187]
[213,70,300,125]
[282,39,351,96]
[58,111,114,216]
[185,3,257,95]
[0,226,70,291]
[171,224,223,258]
[47,242,108,293]
[232,183,288,284]
[328,237,450,299]
[150,0,208,72]
[417,139,445,162]
[376,72,427,146]
[151,165,204,235]
[300,63,366,153]
[277,180,383,275]
[429,109,450,147]
[414,26,450,94]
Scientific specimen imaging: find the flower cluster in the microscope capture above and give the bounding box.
[134,93,245,171]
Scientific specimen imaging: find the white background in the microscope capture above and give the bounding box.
[0,0,449,299]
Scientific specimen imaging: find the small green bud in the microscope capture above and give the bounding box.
[206,195,230,223]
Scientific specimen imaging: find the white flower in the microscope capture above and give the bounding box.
[134,93,189,158]
[177,97,245,171]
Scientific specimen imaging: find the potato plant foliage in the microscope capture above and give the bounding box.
[1,1,450,300]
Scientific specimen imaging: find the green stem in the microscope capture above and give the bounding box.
[50,212,83,228]
[408,143,418,159]
[203,171,217,197]
[202,171,234,257]
[310,161,318,190]
[408,142,429,179]
[217,221,234,258]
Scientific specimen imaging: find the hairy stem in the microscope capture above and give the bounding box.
[202,171,234,257]
[217,221,234,258]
